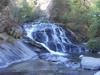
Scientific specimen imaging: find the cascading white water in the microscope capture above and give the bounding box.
[24,22,86,55]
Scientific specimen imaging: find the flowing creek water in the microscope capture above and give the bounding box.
[0,22,100,75]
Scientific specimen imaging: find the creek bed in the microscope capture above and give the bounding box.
[0,52,99,75]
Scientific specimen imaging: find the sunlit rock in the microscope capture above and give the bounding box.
[0,40,37,68]
[94,71,100,75]
[80,55,100,70]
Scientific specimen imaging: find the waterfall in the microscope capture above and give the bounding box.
[24,22,86,55]
[0,41,37,68]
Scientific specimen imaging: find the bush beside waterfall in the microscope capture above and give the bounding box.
[87,39,100,52]
[87,0,100,52]
[59,0,92,42]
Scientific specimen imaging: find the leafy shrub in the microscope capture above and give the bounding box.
[60,12,91,25]
[89,0,100,39]
[23,11,39,23]
[60,12,91,42]
[87,0,100,52]
[59,0,93,42]
[89,23,100,38]
[87,39,100,52]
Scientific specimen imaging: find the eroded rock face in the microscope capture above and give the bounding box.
[0,0,10,11]
[50,0,70,21]
[0,0,19,33]
[36,0,70,20]
[0,40,37,68]
[36,0,53,18]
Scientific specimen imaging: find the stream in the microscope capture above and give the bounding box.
[0,53,99,75]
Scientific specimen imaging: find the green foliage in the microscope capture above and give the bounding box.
[60,0,92,30]
[23,12,39,23]
[10,0,37,23]
[96,0,100,8]
[89,0,100,39]
[87,39,100,52]
[89,23,100,38]
[60,12,92,25]
[59,0,92,42]
[87,0,100,52]
[40,19,48,23]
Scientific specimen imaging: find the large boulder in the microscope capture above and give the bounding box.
[94,71,100,75]
[80,55,100,70]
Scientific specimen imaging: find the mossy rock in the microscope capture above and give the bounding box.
[4,26,24,39]
[87,39,100,52]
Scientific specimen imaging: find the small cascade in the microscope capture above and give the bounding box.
[0,41,37,68]
[24,23,86,55]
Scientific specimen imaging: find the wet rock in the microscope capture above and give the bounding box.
[55,28,60,35]
[23,37,48,53]
[65,29,80,44]
[35,31,46,42]
[47,42,56,51]
[56,43,62,52]
[80,55,100,70]
[64,44,79,53]
[45,29,53,41]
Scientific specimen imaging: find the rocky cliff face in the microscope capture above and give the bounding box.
[36,0,70,20]
[0,0,19,33]
[49,0,70,21]
[36,0,53,19]
[0,0,10,12]
[0,0,23,44]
